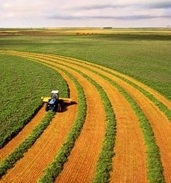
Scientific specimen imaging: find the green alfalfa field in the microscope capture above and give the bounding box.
[0,28,171,183]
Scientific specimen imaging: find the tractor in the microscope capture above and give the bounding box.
[41,90,72,112]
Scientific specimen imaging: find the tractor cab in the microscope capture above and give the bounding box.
[51,90,59,99]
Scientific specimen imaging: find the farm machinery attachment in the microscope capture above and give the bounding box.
[41,90,72,112]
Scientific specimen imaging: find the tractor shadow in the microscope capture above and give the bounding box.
[60,101,77,112]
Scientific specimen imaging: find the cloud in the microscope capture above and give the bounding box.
[49,13,171,21]
[72,4,126,10]
[48,1,171,22]
[0,0,171,27]
[144,1,171,9]
[1,0,47,18]
[69,1,171,11]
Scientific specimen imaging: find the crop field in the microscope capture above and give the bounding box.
[0,28,171,183]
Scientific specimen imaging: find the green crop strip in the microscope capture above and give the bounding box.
[0,111,55,178]
[37,67,86,183]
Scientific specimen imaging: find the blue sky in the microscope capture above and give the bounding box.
[0,0,171,28]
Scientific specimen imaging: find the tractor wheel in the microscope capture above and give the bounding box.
[57,103,62,112]
[45,104,49,111]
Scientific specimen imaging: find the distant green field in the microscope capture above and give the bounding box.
[1,28,170,100]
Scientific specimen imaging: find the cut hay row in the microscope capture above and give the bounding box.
[1,51,171,183]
